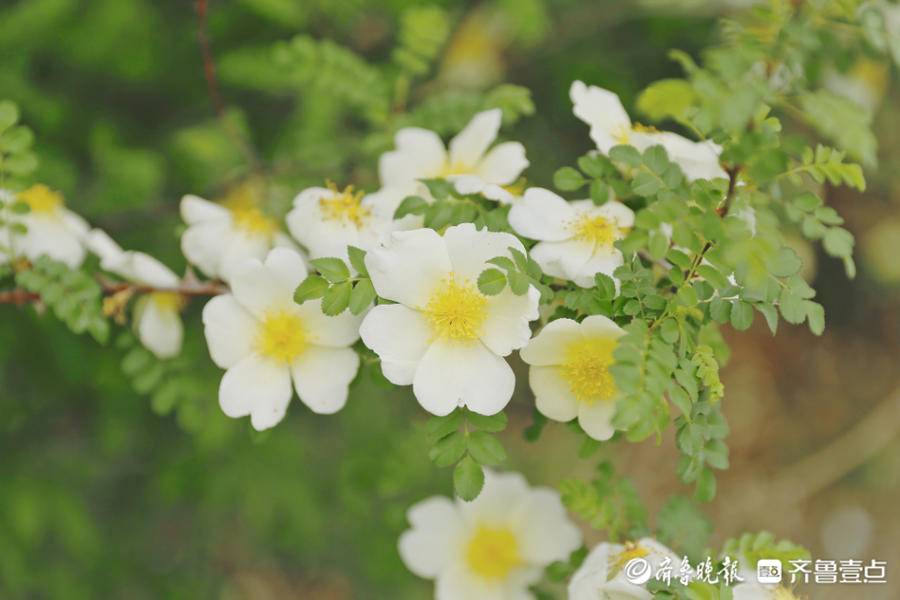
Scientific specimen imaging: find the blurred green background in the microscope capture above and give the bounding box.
[1,0,899,598]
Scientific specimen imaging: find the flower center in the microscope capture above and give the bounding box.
[561,337,618,404]
[612,124,632,145]
[256,310,307,363]
[229,205,278,237]
[438,160,474,177]
[570,214,619,248]
[19,184,63,214]
[465,525,522,581]
[319,182,370,228]
[424,274,487,341]
[150,292,185,312]
[608,543,650,578]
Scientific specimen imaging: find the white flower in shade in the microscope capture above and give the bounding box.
[5,184,88,268]
[570,80,727,181]
[86,229,184,359]
[520,316,624,441]
[359,223,539,416]
[180,194,296,283]
[508,188,633,289]
[202,247,362,430]
[399,469,582,600]
[568,538,682,600]
[379,108,528,204]
[286,182,406,261]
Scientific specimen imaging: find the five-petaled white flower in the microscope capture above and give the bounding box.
[570,80,728,182]
[87,229,184,359]
[568,538,682,600]
[379,108,528,204]
[520,315,625,441]
[180,194,296,283]
[4,184,89,268]
[359,223,539,416]
[202,247,362,430]
[508,187,634,289]
[286,182,405,261]
[399,469,581,600]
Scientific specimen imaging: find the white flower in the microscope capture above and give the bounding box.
[570,80,727,181]
[568,538,682,600]
[202,247,362,430]
[508,188,633,288]
[4,184,88,268]
[86,229,184,359]
[520,316,624,441]
[286,182,406,261]
[379,108,528,204]
[180,194,296,283]
[399,469,581,600]
[359,223,539,416]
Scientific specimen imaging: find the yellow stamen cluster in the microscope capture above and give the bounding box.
[256,310,307,363]
[319,181,370,228]
[150,291,186,312]
[465,525,522,581]
[19,184,64,214]
[561,337,618,404]
[608,543,650,578]
[221,180,278,237]
[570,214,619,248]
[438,160,473,177]
[424,274,487,341]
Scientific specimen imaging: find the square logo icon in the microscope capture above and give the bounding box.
[757,559,783,584]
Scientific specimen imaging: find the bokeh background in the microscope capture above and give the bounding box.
[1,0,898,598]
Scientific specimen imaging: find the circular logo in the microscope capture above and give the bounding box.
[623,557,652,584]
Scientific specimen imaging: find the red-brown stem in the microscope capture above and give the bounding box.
[0,280,227,306]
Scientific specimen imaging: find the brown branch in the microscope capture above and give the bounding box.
[0,279,227,306]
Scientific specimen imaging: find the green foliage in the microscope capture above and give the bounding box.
[392,6,451,79]
[0,100,38,188]
[799,90,877,167]
[655,495,712,562]
[721,531,811,573]
[298,255,374,316]
[559,460,647,541]
[14,257,108,343]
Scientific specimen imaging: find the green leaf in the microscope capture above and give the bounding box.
[311,257,350,283]
[421,178,454,200]
[694,467,717,502]
[730,301,754,331]
[394,195,428,218]
[594,273,617,300]
[477,268,507,295]
[636,79,696,122]
[655,495,712,562]
[553,167,585,191]
[755,303,778,335]
[799,90,877,166]
[454,455,484,501]
[426,410,463,440]
[696,264,729,289]
[822,227,854,260]
[294,274,330,303]
[346,245,368,275]
[348,279,376,314]
[507,270,530,295]
[631,171,662,197]
[429,431,466,467]
[589,179,609,205]
[769,247,802,278]
[467,411,508,433]
[466,431,506,465]
[9,201,30,215]
[805,301,825,335]
[321,281,352,315]
[0,100,19,133]
[609,144,642,166]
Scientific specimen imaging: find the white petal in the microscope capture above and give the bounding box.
[649,132,727,181]
[379,128,447,187]
[570,81,631,153]
[568,543,616,600]
[519,318,581,366]
[365,228,451,309]
[291,346,359,414]
[181,220,230,278]
[530,366,579,422]
[136,296,183,359]
[85,229,124,265]
[127,253,180,288]
[507,188,574,242]
[229,248,305,317]
[476,141,528,185]
[480,287,539,356]
[580,314,625,339]
[18,217,85,268]
[460,469,529,522]
[180,194,228,224]
[578,400,616,441]
[479,184,516,204]
[442,222,525,281]
[295,300,363,348]
[218,231,272,283]
[399,496,464,578]
[588,199,635,229]
[513,488,582,564]
[60,208,89,238]
[530,239,594,283]
[363,184,421,222]
[451,174,488,196]
[412,340,514,416]
[359,304,431,385]
[219,354,292,431]
[574,248,624,288]
[449,108,502,168]
[202,294,257,369]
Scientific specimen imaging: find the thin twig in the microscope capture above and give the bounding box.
[0,279,227,306]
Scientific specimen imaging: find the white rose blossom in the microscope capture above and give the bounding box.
[3,184,89,268]
[286,182,408,262]
[520,315,625,441]
[568,537,683,600]
[399,469,581,600]
[570,80,728,182]
[379,108,529,204]
[508,187,634,289]
[202,247,362,430]
[180,194,296,283]
[86,229,184,359]
[359,223,539,416]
